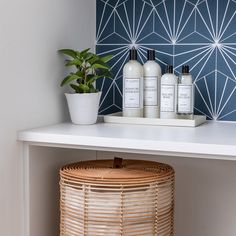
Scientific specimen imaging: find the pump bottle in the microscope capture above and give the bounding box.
[143,49,162,118]
[160,65,178,119]
[123,47,143,117]
[177,65,194,119]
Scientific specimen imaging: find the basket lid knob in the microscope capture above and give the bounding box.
[113,157,123,168]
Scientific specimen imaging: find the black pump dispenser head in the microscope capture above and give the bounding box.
[182,65,189,74]
[147,49,155,60]
[166,65,173,73]
[129,47,137,60]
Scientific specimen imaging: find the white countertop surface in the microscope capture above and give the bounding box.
[18,121,236,160]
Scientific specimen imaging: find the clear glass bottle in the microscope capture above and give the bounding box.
[123,47,143,117]
[160,65,178,119]
[177,65,194,119]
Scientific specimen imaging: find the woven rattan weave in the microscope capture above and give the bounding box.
[60,159,175,236]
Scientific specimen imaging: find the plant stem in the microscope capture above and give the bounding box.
[84,66,87,85]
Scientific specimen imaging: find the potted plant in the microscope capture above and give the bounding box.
[59,48,112,124]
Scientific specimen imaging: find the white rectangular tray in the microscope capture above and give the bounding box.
[104,112,206,127]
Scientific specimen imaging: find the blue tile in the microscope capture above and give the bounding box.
[96,0,236,121]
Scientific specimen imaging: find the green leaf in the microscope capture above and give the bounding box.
[70,84,80,93]
[91,63,109,70]
[84,52,94,61]
[88,55,99,65]
[59,48,113,91]
[80,48,91,54]
[89,85,98,93]
[65,59,82,67]
[75,71,85,77]
[70,84,90,93]
[96,69,112,78]
[58,49,77,58]
[100,55,113,63]
[86,75,100,85]
[79,84,90,93]
[60,74,80,87]
[80,48,91,58]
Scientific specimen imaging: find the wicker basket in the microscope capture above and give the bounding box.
[60,158,175,236]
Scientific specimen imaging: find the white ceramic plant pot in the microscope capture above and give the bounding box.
[65,92,101,125]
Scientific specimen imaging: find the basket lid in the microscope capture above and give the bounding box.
[60,158,174,183]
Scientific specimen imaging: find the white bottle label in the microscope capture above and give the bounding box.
[160,85,175,112]
[144,77,158,106]
[124,78,140,108]
[178,84,193,113]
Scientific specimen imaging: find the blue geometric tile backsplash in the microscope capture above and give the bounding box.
[96,0,236,121]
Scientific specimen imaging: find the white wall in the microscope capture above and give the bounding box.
[28,147,97,236]
[0,0,96,235]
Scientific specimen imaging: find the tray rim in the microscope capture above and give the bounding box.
[103,112,206,127]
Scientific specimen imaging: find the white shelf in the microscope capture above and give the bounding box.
[18,120,236,236]
[18,120,236,160]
